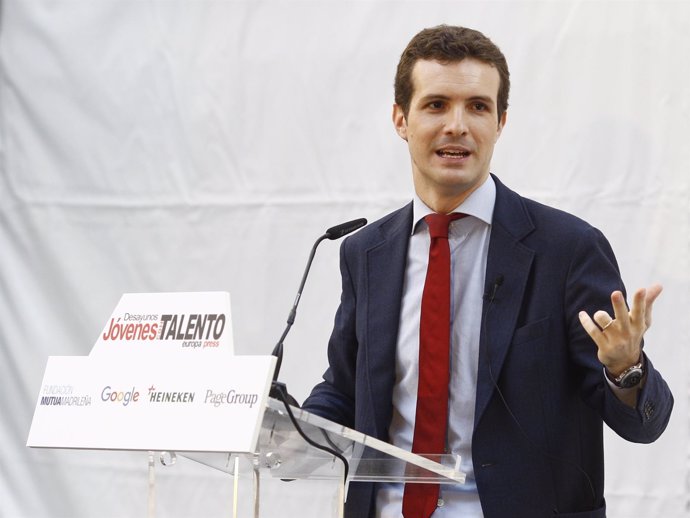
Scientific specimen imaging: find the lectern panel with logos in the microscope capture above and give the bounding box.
[27,293,465,518]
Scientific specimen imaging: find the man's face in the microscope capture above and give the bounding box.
[393,58,506,212]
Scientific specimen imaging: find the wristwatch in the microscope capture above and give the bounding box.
[607,357,645,389]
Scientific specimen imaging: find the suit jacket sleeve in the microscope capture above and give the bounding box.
[564,225,672,442]
[302,235,359,427]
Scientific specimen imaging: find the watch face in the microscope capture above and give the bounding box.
[619,368,644,388]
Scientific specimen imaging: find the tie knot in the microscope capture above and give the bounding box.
[424,213,465,239]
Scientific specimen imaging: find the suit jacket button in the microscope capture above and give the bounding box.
[437,498,445,508]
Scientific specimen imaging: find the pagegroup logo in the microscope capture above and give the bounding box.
[204,389,259,408]
[101,386,140,406]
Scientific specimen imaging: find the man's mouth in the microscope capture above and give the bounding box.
[436,149,471,158]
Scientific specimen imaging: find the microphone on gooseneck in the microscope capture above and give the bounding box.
[268,219,365,488]
[325,218,368,240]
[270,218,367,400]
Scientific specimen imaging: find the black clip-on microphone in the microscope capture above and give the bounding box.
[269,218,367,405]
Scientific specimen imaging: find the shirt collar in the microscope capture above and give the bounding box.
[411,175,496,235]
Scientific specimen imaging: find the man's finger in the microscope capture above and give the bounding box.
[579,311,603,344]
[610,290,630,331]
[643,284,663,328]
[593,310,612,329]
[629,287,647,329]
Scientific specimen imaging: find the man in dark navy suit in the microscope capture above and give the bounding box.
[303,25,672,518]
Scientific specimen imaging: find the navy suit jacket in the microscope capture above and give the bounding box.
[303,175,673,517]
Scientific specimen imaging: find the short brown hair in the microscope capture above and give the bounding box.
[394,25,510,120]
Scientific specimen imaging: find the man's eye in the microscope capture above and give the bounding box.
[472,102,487,111]
[428,101,444,110]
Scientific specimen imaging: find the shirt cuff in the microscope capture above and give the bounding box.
[603,367,645,408]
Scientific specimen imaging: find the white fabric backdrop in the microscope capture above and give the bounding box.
[1,1,688,516]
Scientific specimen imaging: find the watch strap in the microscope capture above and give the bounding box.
[606,355,645,388]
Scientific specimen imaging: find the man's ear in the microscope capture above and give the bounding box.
[392,104,408,141]
[495,110,507,142]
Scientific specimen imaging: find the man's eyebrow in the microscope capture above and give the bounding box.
[416,93,496,106]
[416,93,451,104]
[467,95,496,106]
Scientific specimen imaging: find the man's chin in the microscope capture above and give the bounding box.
[436,169,488,189]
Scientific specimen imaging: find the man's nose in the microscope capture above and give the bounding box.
[444,107,468,135]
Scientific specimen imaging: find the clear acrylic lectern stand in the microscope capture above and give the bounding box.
[149,397,466,518]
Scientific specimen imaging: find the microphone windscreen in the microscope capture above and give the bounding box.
[325,218,367,240]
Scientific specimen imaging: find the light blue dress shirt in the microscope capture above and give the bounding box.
[376,176,496,517]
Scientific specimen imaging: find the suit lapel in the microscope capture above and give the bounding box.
[356,183,536,436]
[474,177,536,429]
[363,203,412,438]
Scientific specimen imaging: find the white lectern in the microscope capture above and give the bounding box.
[27,293,465,517]
[165,397,465,518]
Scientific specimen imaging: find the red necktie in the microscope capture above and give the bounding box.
[403,213,464,518]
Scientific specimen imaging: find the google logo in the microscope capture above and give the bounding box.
[101,386,140,406]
